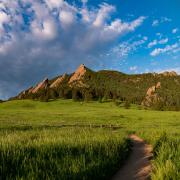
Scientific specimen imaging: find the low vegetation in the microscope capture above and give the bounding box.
[0,100,179,179]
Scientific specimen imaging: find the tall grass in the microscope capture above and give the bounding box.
[151,135,180,180]
[0,128,131,180]
[138,131,180,179]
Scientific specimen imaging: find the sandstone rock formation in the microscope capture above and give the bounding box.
[50,74,68,88]
[31,78,49,94]
[69,64,87,83]
[16,78,49,99]
[160,71,177,77]
[17,86,33,99]
[142,82,161,107]
[68,64,92,88]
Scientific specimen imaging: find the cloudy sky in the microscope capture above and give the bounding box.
[0,0,179,99]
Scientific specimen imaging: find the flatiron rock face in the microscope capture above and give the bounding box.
[50,74,68,88]
[68,64,93,88]
[69,64,87,83]
[31,78,49,93]
[142,82,161,107]
[17,86,33,99]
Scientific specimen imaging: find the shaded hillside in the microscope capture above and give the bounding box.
[13,64,180,110]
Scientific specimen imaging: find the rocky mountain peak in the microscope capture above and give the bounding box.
[68,64,88,84]
[50,73,68,88]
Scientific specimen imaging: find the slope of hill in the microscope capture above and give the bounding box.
[13,64,180,110]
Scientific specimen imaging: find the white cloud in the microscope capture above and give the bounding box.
[45,0,63,10]
[31,18,57,40]
[0,1,146,52]
[159,38,168,44]
[0,11,10,34]
[32,2,48,19]
[81,8,91,23]
[172,28,178,34]
[129,16,146,30]
[0,11,10,24]
[59,10,75,26]
[152,17,172,27]
[152,20,159,26]
[103,16,146,40]
[93,3,115,27]
[130,66,137,71]
[148,38,168,48]
[161,17,172,22]
[112,37,147,58]
[148,40,157,48]
[150,43,179,56]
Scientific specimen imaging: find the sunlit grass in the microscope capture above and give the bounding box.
[0,99,179,179]
[0,128,130,180]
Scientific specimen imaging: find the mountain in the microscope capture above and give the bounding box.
[13,64,180,110]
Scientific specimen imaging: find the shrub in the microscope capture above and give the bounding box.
[124,101,131,109]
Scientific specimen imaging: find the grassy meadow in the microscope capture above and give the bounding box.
[0,99,180,179]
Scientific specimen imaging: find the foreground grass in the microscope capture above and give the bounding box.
[0,99,180,179]
[0,128,130,180]
[138,131,180,180]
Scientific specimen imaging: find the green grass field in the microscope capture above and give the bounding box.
[0,100,180,179]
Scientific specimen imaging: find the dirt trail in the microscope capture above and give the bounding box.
[112,134,153,180]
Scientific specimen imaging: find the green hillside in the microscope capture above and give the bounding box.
[13,64,180,110]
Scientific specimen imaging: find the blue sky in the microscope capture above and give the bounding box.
[0,0,179,99]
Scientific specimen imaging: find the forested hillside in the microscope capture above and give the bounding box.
[13,64,180,110]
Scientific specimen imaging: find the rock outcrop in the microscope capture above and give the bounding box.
[31,78,49,94]
[50,74,68,88]
[142,82,161,107]
[17,86,33,99]
[17,79,49,99]
[160,71,177,77]
[68,64,93,88]
[69,64,87,83]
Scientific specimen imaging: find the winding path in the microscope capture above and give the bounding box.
[112,134,153,180]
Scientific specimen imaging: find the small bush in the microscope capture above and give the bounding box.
[124,101,131,109]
